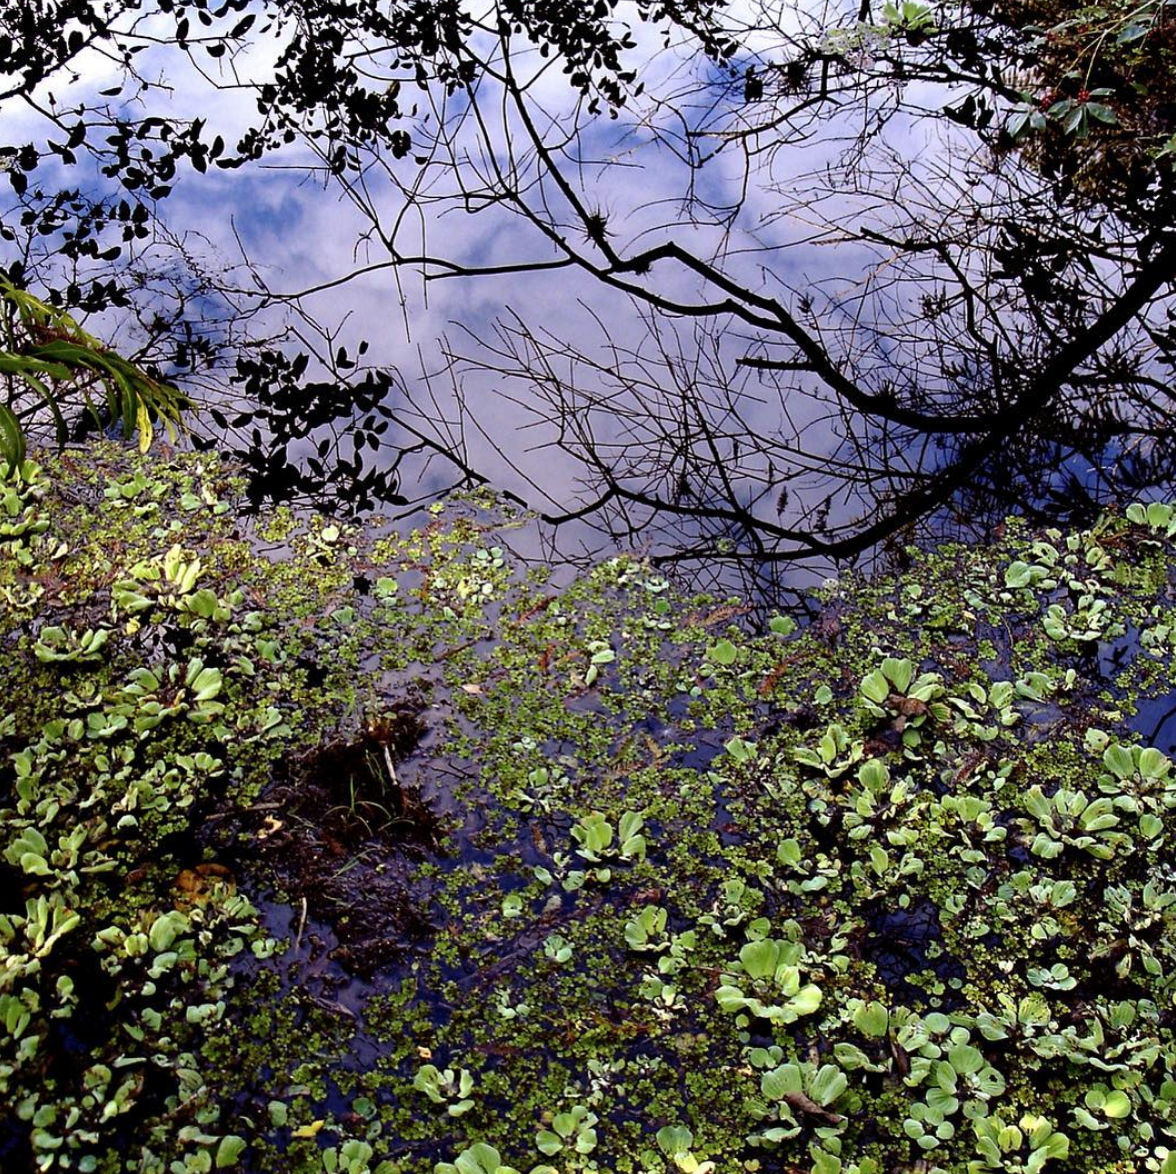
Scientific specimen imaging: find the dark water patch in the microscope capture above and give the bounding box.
[992,808,1033,868]
[511,817,564,871]
[1130,692,1176,755]
[664,693,694,724]
[862,898,965,1008]
[0,735,15,814]
[672,731,725,773]
[296,654,328,689]
[0,858,25,914]
[448,883,619,999]
[1021,702,1066,745]
[0,1119,32,1174]
[43,949,118,1068]
[1098,623,1143,682]
[711,787,746,847]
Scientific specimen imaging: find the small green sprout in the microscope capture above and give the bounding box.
[543,934,572,964]
[434,1143,526,1174]
[747,1060,849,1147]
[1023,786,1127,860]
[1073,1083,1132,1130]
[794,722,864,779]
[706,638,738,667]
[414,1063,476,1116]
[656,1125,713,1174]
[34,625,111,663]
[971,1112,1069,1172]
[1127,501,1176,537]
[624,904,668,952]
[571,810,646,863]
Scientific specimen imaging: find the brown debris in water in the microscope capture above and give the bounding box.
[239,697,444,975]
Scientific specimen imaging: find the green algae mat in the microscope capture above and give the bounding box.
[5,446,1176,1174]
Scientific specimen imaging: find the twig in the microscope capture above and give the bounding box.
[294,896,308,953]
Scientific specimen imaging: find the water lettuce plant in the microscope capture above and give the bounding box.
[414,1064,476,1116]
[715,937,823,1026]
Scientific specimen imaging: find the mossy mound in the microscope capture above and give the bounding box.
[4,445,1176,1174]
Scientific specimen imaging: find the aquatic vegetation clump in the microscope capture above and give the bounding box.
[5,445,1176,1173]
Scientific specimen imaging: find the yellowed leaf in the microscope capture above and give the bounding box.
[136,400,153,453]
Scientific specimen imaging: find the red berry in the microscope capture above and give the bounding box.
[1077,88,1091,103]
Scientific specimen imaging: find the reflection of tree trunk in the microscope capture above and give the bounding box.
[441,226,1176,567]
[352,16,1176,570]
[806,235,1176,561]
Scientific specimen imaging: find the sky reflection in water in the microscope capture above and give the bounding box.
[6,1,1173,599]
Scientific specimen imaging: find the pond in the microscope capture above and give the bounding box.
[5,3,1176,1173]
